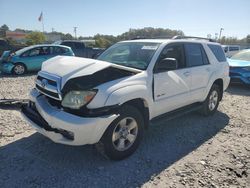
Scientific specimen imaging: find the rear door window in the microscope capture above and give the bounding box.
[39,46,51,56]
[208,44,226,62]
[184,43,206,67]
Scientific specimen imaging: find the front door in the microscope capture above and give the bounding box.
[152,43,192,117]
[21,46,53,71]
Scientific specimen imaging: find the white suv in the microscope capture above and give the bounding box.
[22,36,230,160]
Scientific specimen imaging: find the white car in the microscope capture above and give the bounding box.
[222,45,240,57]
[22,36,230,160]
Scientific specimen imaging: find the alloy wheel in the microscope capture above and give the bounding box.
[112,117,138,151]
[14,65,25,75]
[208,90,218,111]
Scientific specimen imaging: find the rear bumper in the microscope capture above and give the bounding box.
[21,89,119,145]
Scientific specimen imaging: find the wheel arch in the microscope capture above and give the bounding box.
[12,62,27,74]
[104,85,151,129]
[213,78,223,101]
[122,98,150,129]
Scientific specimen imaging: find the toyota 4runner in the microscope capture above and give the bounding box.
[22,36,230,160]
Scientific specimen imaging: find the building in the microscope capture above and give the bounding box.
[6,31,27,43]
[45,33,62,43]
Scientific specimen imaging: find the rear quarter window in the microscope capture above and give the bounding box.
[208,44,226,62]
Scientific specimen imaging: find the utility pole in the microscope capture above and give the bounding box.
[52,28,54,33]
[215,33,218,41]
[73,27,77,39]
[219,28,224,41]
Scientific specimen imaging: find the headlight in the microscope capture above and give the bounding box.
[61,90,97,109]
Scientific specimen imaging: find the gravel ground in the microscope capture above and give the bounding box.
[0,74,249,188]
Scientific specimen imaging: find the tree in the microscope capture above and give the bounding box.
[94,34,118,48]
[0,24,9,37]
[61,33,74,40]
[118,27,184,40]
[246,35,250,44]
[25,32,46,45]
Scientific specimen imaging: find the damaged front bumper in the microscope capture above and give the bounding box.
[21,89,119,145]
[1,62,14,74]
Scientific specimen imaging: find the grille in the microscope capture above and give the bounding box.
[35,71,62,100]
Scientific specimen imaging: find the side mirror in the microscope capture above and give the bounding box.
[155,58,178,73]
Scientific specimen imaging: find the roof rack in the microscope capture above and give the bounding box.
[131,36,173,40]
[172,35,216,42]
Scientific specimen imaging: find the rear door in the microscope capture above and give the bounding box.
[184,43,211,102]
[153,43,192,116]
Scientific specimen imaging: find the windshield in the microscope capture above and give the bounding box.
[231,50,250,62]
[97,42,160,70]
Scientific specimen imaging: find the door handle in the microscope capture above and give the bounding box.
[183,71,190,77]
[206,67,211,72]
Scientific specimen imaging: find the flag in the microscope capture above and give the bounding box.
[38,12,43,22]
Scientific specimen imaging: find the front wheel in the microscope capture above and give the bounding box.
[200,84,221,116]
[96,105,144,160]
[12,63,26,75]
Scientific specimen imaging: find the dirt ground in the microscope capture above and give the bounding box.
[0,74,249,188]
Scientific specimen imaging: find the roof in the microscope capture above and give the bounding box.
[57,40,84,43]
[28,44,71,49]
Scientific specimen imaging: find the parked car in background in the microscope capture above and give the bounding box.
[227,49,250,86]
[1,44,74,75]
[0,38,26,57]
[222,45,240,57]
[55,40,105,58]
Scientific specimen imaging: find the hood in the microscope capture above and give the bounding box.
[227,58,250,67]
[41,56,142,87]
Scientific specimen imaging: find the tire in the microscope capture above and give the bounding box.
[12,63,26,75]
[96,105,144,160]
[200,84,221,116]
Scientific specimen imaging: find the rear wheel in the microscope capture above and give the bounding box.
[96,105,144,160]
[12,63,26,75]
[201,84,220,116]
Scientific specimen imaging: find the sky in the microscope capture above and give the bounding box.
[0,0,250,39]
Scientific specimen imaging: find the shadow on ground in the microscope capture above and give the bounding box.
[0,72,37,78]
[0,111,229,187]
[226,84,250,96]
